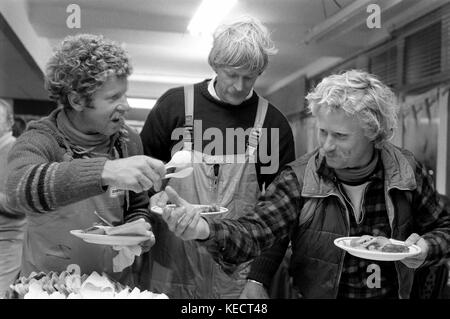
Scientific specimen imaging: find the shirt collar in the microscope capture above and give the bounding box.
[207,75,254,102]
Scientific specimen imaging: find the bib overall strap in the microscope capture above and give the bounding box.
[247,96,268,157]
[183,85,195,151]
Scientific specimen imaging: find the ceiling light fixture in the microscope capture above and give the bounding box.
[127,97,157,110]
[187,0,238,37]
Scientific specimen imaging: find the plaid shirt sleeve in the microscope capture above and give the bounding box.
[412,160,450,265]
[199,167,302,271]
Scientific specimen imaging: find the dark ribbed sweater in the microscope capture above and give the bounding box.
[140,80,295,190]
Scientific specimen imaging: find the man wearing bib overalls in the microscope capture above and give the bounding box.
[5,34,165,286]
[140,16,295,298]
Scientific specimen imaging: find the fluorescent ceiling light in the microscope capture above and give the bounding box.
[129,74,205,84]
[188,0,238,37]
[127,97,156,110]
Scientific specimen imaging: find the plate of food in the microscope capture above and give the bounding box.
[70,219,153,246]
[70,230,151,246]
[151,204,228,216]
[334,235,421,261]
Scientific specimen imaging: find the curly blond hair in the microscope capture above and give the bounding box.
[45,34,132,109]
[306,69,399,147]
[208,16,278,74]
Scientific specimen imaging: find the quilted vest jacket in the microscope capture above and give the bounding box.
[287,143,417,298]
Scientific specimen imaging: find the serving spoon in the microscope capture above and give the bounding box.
[163,166,193,179]
[164,150,192,170]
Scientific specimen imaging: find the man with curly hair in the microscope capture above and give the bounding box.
[160,69,450,299]
[5,34,165,286]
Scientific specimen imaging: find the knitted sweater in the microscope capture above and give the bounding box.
[5,108,150,222]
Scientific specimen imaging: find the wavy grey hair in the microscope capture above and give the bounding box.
[306,69,399,147]
[208,16,278,74]
[45,34,132,110]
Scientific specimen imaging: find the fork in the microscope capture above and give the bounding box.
[93,210,114,227]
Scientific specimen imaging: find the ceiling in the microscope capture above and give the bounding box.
[1,0,449,102]
[0,12,48,100]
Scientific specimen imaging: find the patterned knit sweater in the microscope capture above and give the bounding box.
[5,108,150,222]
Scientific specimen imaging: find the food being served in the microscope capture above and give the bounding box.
[151,204,227,216]
[381,243,410,253]
[105,219,151,236]
[83,226,106,235]
[349,235,409,253]
[81,218,151,236]
[200,204,221,213]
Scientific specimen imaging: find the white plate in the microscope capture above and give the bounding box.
[151,204,228,216]
[334,236,421,261]
[70,230,151,246]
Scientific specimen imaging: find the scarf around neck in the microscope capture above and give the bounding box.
[334,149,379,185]
[56,109,112,155]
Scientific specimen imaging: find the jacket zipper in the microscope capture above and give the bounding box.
[333,183,350,297]
[386,185,412,298]
[304,181,350,297]
[337,183,356,222]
